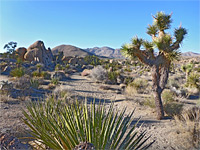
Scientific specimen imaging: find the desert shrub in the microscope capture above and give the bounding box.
[144,90,183,116]
[32,71,40,77]
[22,98,153,150]
[90,65,108,82]
[51,77,59,85]
[30,78,39,89]
[107,71,119,84]
[185,73,200,89]
[162,90,175,104]
[174,107,200,149]
[104,61,122,71]
[84,55,101,66]
[167,78,180,89]
[40,71,51,80]
[65,64,70,69]
[125,85,138,97]
[143,96,155,108]
[124,76,134,85]
[32,70,51,80]
[55,64,62,71]
[124,65,132,72]
[194,66,200,73]
[10,67,25,77]
[15,75,31,89]
[52,86,73,103]
[129,78,148,94]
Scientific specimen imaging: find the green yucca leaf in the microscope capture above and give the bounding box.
[143,41,154,51]
[22,98,153,150]
[147,24,158,36]
[153,11,172,31]
[174,27,187,42]
[132,37,143,48]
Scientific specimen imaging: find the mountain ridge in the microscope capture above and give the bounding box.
[52,44,199,58]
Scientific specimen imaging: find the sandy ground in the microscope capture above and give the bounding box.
[0,73,197,149]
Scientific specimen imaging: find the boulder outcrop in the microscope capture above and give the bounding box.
[23,41,53,67]
[16,47,27,60]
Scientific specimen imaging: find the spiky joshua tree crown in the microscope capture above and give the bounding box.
[121,11,187,64]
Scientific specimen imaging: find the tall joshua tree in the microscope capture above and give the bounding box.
[121,12,187,120]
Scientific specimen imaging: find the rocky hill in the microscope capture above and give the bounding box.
[52,44,199,59]
[181,51,200,57]
[52,45,93,57]
[84,47,124,59]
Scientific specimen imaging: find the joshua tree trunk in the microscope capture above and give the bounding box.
[151,65,164,119]
[153,91,164,120]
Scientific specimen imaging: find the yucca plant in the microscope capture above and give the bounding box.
[22,98,153,150]
[181,63,194,81]
[10,67,25,77]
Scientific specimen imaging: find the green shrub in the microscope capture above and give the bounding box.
[144,91,183,116]
[185,73,200,89]
[162,90,175,104]
[40,71,51,80]
[51,77,59,85]
[108,71,119,84]
[10,67,25,77]
[124,76,134,85]
[55,64,62,71]
[30,78,39,89]
[65,64,70,69]
[84,55,101,66]
[124,65,132,72]
[22,98,153,150]
[32,71,40,77]
[129,78,148,93]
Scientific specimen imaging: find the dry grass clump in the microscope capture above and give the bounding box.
[174,107,200,149]
[125,78,149,95]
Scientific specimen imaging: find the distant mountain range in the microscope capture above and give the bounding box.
[52,45,93,57]
[52,44,199,58]
[181,51,200,57]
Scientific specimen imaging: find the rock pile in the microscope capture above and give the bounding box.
[17,40,54,67]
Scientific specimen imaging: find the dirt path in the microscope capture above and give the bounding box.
[0,74,187,149]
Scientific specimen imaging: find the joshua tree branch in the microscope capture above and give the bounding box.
[170,41,180,51]
[134,49,155,66]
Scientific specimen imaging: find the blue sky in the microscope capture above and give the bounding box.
[0,0,199,53]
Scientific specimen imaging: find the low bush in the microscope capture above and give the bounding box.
[10,67,25,77]
[30,78,40,89]
[22,98,153,150]
[143,90,183,116]
[128,78,148,94]
[32,71,51,80]
[185,73,200,89]
[51,77,59,85]
[32,71,40,77]
[84,55,101,66]
[90,65,108,82]
[107,71,119,84]
[174,107,200,149]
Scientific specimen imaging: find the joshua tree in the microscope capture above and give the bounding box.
[181,63,194,81]
[121,11,187,119]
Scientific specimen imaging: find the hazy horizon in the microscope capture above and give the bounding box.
[0,1,199,53]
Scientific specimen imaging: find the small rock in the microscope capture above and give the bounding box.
[81,69,91,76]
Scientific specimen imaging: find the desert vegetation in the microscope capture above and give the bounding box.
[0,12,200,150]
